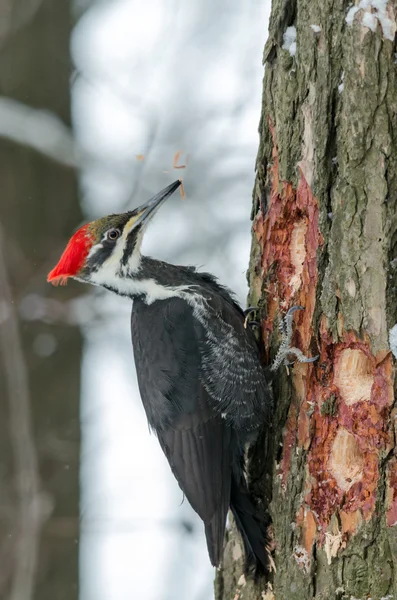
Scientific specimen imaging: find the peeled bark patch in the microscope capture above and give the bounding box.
[306,335,392,533]
[290,220,308,294]
[386,457,397,527]
[296,506,317,556]
[340,509,362,535]
[334,348,374,405]
[253,120,322,358]
[329,428,364,491]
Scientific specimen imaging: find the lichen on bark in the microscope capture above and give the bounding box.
[216,1,397,599]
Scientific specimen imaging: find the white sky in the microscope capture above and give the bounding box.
[72,1,271,598]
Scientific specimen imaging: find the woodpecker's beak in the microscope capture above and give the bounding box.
[132,180,181,228]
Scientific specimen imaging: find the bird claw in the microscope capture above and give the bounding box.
[271,306,318,371]
[243,306,261,329]
[247,320,261,328]
[278,305,304,334]
[244,317,261,330]
[243,306,259,317]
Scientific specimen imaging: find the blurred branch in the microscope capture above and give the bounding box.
[78,515,195,535]
[0,0,43,48]
[0,96,83,167]
[0,226,50,600]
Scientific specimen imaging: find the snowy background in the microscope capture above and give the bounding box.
[0,1,270,598]
[72,2,271,599]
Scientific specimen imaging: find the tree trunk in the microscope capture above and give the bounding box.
[0,2,82,599]
[216,1,397,599]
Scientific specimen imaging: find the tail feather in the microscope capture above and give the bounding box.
[230,475,272,574]
[204,513,225,567]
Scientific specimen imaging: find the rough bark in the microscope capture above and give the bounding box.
[0,2,82,599]
[216,1,397,599]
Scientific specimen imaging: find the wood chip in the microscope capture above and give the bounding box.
[179,179,185,200]
[173,150,187,169]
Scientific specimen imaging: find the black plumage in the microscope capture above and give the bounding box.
[131,262,272,570]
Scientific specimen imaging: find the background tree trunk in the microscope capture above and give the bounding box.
[216,1,397,598]
[0,2,82,599]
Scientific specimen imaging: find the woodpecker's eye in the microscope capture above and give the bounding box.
[106,228,121,241]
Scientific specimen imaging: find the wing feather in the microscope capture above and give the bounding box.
[131,297,232,565]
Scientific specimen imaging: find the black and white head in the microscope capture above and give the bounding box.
[48,180,182,295]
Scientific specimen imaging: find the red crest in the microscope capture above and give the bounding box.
[47,223,95,285]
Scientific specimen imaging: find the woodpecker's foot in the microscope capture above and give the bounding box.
[243,306,258,317]
[244,307,261,329]
[270,306,319,371]
[247,320,261,328]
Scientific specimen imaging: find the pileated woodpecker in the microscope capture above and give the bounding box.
[48,180,315,572]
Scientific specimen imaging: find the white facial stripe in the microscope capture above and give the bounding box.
[87,242,103,259]
[98,216,142,274]
[122,214,140,238]
[85,218,143,289]
[102,236,126,269]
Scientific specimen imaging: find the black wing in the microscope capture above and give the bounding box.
[187,284,273,435]
[131,296,232,565]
